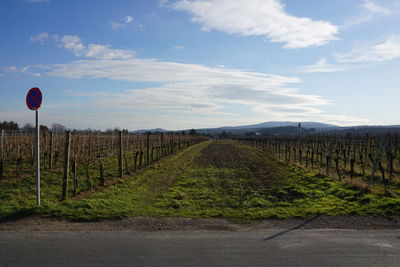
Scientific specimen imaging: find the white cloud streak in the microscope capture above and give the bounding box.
[344,0,393,28]
[57,35,134,59]
[44,57,350,123]
[30,32,49,44]
[26,0,49,2]
[363,0,391,15]
[298,58,353,73]
[173,45,185,50]
[299,35,400,73]
[110,16,142,31]
[335,35,400,63]
[171,0,339,49]
[24,33,368,125]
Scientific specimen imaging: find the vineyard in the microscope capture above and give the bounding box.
[0,129,206,203]
[237,134,400,194]
[1,129,400,222]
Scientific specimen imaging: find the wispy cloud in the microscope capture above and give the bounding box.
[110,16,143,31]
[335,35,400,63]
[170,0,339,49]
[30,32,49,44]
[173,44,185,50]
[1,65,42,77]
[24,33,368,125]
[344,0,393,28]
[2,66,29,73]
[52,34,135,59]
[299,35,400,73]
[26,0,50,2]
[159,0,169,7]
[62,90,112,97]
[298,58,351,73]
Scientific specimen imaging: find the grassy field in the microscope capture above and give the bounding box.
[1,140,400,222]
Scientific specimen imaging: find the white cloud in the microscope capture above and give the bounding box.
[56,35,134,59]
[2,66,29,73]
[58,35,86,56]
[110,16,142,31]
[173,45,185,50]
[62,90,112,97]
[124,16,135,23]
[85,44,133,60]
[1,65,45,77]
[26,0,50,2]
[43,56,362,124]
[110,21,126,30]
[30,32,49,44]
[24,33,368,125]
[344,0,392,27]
[335,35,400,63]
[171,0,339,49]
[298,58,351,73]
[159,0,169,7]
[363,0,391,15]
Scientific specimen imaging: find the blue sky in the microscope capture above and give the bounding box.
[1,0,400,130]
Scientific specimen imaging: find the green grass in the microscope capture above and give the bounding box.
[1,140,400,222]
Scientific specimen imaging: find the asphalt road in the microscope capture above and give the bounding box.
[1,229,399,267]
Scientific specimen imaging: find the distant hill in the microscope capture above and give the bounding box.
[196,121,338,135]
[325,126,400,135]
[194,122,400,136]
[129,122,400,136]
[130,128,169,134]
[223,121,338,129]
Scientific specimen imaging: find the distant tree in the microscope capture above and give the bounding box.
[245,132,256,137]
[51,123,66,132]
[23,123,35,131]
[40,125,49,132]
[189,129,197,135]
[219,131,231,138]
[0,121,19,130]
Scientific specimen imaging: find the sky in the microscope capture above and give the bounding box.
[1,0,400,130]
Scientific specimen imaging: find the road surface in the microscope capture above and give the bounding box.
[1,229,399,266]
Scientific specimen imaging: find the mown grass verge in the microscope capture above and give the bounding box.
[1,140,399,222]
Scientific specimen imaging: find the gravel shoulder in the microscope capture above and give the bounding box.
[1,215,400,232]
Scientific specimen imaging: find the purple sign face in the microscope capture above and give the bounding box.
[26,87,42,110]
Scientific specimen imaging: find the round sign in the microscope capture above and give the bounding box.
[26,87,42,110]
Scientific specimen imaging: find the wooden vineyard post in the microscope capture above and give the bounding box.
[160,133,164,158]
[49,131,53,170]
[326,141,333,176]
[119,131,123,178]
[146,132,150,166]
[0,129,4,180]
[171,132,174,154]
[99,157,105,186]
[73,155,78,196]
[62,131,71,201]
[134,151,138,171]
[139,151,143,169]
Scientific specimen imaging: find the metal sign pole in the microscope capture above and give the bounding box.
[36,109,41,206]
